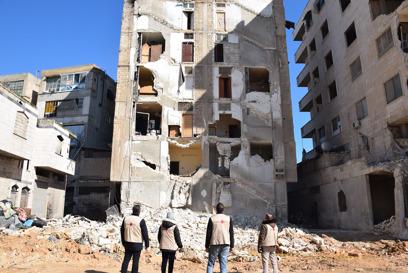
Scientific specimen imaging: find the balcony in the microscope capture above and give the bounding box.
[297,63,311,87]
[299,92,313,112]
[295,44,308,64]
[301,118,315,138]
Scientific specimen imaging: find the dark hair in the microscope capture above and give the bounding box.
[216,203,224,213]
[265,213,273,221]
[132,204,141,215]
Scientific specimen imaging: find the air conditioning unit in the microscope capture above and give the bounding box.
[352,120,361,129]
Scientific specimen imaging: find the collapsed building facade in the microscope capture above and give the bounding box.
[111,0,297,221]
[289,0,408,238]
[0,82,75,218]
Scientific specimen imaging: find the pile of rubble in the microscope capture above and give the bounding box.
[1,206,407,262]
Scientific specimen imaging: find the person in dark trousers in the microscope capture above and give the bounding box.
[205,202,234,273]
[158,212,183,273]
[258,213,279,273]
[120,204,149,273]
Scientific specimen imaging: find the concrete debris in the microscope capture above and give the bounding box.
[374,216,396,232]
[1,206,406,261]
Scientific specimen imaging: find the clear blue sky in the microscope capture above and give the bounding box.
[0,0,311,162]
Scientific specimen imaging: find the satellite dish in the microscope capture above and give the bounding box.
[321,141,331,152]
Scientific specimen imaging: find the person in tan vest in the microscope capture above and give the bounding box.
[158,212,183,273]
[120,204,149,273]
[205,203,234,273]
[257,213,279,273]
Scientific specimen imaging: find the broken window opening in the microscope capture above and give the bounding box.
[209,143,231,177]
[309,38,316,54]
[328,81,337,101]
[246,68,269,93]
[138,66,157,96]
[140,32,165,62]
[315,94,322,114]
[332,115,341,136]
[10,185,18,206]
[312,67,320,83]
[219,75,231,98]
[182,42,194,63]
[209,114,241,138]
[340,0,351,12]
[350,57,362,81]
[135,103,162,136]
[143,161,156,170]
[369,0,403,21]
[356,98,368,120]
[338,190,347,212]
[345,23,357,47]
[369,173,395,225]
[314,0,325,12]
[377,28,394,57]
[304,10,313,30]
[325,51,333,70]
[169,142,201,176]
[214,44,224,62]
[183,11,194,30]
[36,168,50,178]
[250,142,273,161]
[384,73,402,104]
[321,20,329,39]
[20,187,30,208]
[398,23,408,53]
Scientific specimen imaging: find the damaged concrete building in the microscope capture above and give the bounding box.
[0,82,75,218]
[289,0,408,238]
[35,65,117,220]
[111,0,297,221]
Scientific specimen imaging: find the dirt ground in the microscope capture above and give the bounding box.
[1,231,407,273]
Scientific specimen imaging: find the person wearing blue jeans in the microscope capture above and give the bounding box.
[205,203,235,273]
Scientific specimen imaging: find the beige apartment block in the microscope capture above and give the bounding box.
[0,72,41,106]
[290,0,408,238]
[0,83,75,218]
[112,0,297,220]
[37,64,117,220]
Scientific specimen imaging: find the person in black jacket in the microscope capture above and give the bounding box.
[158,212,183,273]
[120,204,149,273]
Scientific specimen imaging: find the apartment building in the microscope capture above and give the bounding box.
[111,0,296,220]
[0,83,75,218]
[36,65,117,220]
[0,72,41,106]
[290,0,408,238]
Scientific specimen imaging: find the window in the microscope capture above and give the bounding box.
[10,185,18,206]
[384,74,403,103]
[219,75,231,98]
[328,81,337,100]
[312,67,320,82]
[315,95,323,113]
[356,98,368,120]
[75,98,84,109]
[332,116,341,135]
[345,23,357,47]
[182,42,194,62]
[3,80,24,96]
[20,187,30,208]
[184,33,194,39]
[45,72,87,92]
[321,20,329,39]
[216,12,226,32]
[318,126,326,142]
[214,44,224,62]
[216,34,227,42]
[325,51,333,70]
[369,0,403,20]
[246,68,269,93]
[216,3,226,8]
[377,28,393,57]
[340,0,351,12]
[309,38,316,54]
[31,90,38,106]
[183,3,194,9]
[183,11,194,30]
[314,0,325,11]
[65,124,85,145]
[304,10,313,29]
[350,57,362,81]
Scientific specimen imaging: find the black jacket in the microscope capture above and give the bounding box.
[120,216,149,251]
[157,220,183,252]
[205,215,234,249]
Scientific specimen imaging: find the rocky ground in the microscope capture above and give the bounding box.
[1,207,408,272]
